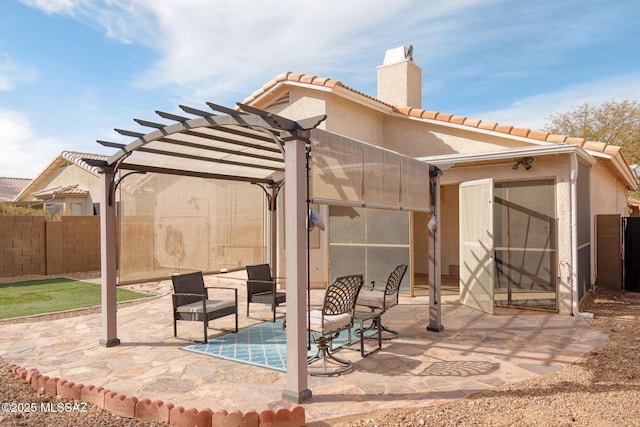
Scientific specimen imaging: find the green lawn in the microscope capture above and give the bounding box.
[0,278,152,319]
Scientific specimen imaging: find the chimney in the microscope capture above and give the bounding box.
[377,45,422,109]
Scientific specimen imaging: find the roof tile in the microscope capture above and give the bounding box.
[528,131,550,141]
[583,141,607,152]
[61,151,109,176]
[494,125,513,134]
[288,73,305,82]
[275,72,291,82]
[299,75,317,84]
[435,113,453,122]
[546,134,568,143]
[418,111,436,119]
[450,116,467,125]
[311,76,330,86]
[565,137,586,147]
[462,118,482,127]
[409,109,424,118]
[0,177,31,202]
[510,127,530,138]
[323,78,343,89]
[478,121,498,131]
[604,145,622,156]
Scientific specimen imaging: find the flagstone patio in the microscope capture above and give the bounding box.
[0,273,607,423]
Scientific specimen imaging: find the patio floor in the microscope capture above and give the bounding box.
[0,273,607,424]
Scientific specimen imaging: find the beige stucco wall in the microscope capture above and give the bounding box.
[591,161,631,217]
[421,155,574,314]
[259,84,630,310]
[21,163,101,215]
[377,59,422,109]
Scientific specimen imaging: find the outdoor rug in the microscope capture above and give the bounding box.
[180,319,372,372]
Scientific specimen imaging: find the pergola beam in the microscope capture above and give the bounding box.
[150,135,282,162]
[136,146,283,172]
[134,118,166,129]
[96,140,126,149]
[115,163,278,184]
[156,110,189,122]
[206,101,246,116]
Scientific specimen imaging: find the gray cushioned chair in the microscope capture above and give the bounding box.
[171,271,238,343]
[246,263,286,322]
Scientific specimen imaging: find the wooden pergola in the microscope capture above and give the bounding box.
[87,102,442,403]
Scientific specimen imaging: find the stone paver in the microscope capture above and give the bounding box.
[0,274,607,423]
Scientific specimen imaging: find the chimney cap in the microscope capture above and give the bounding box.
[382,45,414,65]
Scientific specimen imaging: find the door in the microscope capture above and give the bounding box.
[459,179,495,314]
[596,214,622,290]
[493,179,557,311]
[623,217,640,292]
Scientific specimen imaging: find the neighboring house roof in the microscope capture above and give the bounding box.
[0,177,31,202]
[15,151,109,201]
[244,71,638,189]
[31,184,89,200]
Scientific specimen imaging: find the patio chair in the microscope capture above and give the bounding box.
[246,263,286,322]
[356,264,407,339]
[171,271,238,343]
[307,274,364,376]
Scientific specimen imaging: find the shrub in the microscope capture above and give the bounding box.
[0,202,47,216]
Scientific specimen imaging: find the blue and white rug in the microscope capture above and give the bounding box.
[181,319,370,372]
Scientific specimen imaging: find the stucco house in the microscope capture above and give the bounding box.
[97,45,636,318]
[14,151,109,217]
[235,46,638,316]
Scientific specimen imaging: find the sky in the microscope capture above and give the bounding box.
[1,0,639,178]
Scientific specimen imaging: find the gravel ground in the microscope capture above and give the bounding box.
[1,284,639,426]
[326,287,640,426]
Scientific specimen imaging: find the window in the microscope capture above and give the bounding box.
[45,203,63,219]
[70,203,83,215]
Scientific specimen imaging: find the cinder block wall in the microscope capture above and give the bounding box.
[0,216,46,277]
[0,216,100,278]
[46,216,100,275]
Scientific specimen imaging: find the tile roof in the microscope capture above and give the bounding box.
[31,184,88,200]
[243,71,624,159]
[392,106,623,157]
[60,151,109,176]
[0,177,31,202]
[14,151,109,201]
[242,71,395,109]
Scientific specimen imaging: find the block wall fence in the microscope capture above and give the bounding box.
[0,216,101,278]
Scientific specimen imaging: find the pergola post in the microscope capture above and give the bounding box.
[427,169,444,332]
[99,169,120,347]
[282,137,312,403]
[268,185,278,279]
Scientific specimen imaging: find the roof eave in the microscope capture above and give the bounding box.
[419,144,596,168]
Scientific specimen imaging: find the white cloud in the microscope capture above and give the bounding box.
[20,0,489,100]
[471,74,640,131]
[18,0,87,15]
[0,110,65,178]
[0,54,37,91]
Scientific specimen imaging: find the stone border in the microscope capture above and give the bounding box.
[0,358,305,427]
